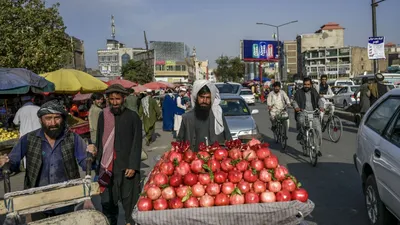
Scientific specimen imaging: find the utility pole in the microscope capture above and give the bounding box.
[371,0,385,74]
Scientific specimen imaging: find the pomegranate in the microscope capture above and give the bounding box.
[237,180,251,194]
[190,159,205,174]
[258,169,272,183]
[251,159,264,171]
[199,195,215,207]
[229,148,242,160]
[276,190,292,202]
[291,188,309,203]
[206,183,220,196]
[245,192,260,204]
[260,191,276,203]
[169,152,183,163]
[183,173,198,186]
[221,159,235,172]
[214,193,230,206]
[236,160,249,172]
[169,174,183,187]
[214,148,229,161]
[253,180,267,193]
[184,196,200,208]
[154,173,168,187]
[137,198,153,211]
[230,193,245,205]
[161,186,176,200]
[256,147,271,159]
[274,166,289,181]
[221,182,235,195]
[207,159,221,172]
[169,197,184,209]
[243,169,258,183]
[268,181,282,193]
[264,156,278,169]
[282,179,296,192]
[160,161,174,176]
[176,186,190,198]
[153,198,168,210]
[248,138,261,147]
[192,184,206,197]
[184,150,196,163]
[198,173,211,185]
[214,171,228,184]
[146,186,162,200]
[175,161,190,176]
[228,170,243,183]
[197,151,211,159]
[243,149,257,161]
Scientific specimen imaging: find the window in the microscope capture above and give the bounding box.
[361,65,364,70]
[181,65,186,71]
[175,65,182,71]
[240,91,253,95]
[365,97,400,135]
[220,99,250,116]
[156,65,165,71]
[121,53,130,66]
[387,112,400,147]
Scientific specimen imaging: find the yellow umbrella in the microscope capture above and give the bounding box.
[41,69,108,94]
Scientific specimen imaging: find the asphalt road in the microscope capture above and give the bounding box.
[249,103,369,225]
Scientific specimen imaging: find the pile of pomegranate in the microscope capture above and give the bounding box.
[137,139,309,211]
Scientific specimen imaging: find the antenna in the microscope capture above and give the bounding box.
[111,15,115,39]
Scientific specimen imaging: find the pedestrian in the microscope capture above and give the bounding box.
[96,84,142,225]
[125,88,139,112]
[369,73,390,106]
[174,87,189,136]
[359,77,371,118]
[13,95,41,137]
[177,80,232,152]
[0,99,97,221]
[139,89,161,146]
[162,89,176,132]
[88,93,104,144]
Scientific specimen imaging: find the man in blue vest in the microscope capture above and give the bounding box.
[0,100,97,221]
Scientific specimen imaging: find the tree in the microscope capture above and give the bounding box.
[215,56,245,82]
[0,0,72,73]
[121,60,153,84]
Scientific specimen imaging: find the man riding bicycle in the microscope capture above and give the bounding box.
[314,75,334,119]
[292,77,324,156]
[267,82,290,132]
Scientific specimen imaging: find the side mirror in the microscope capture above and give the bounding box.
[251,109,259,115]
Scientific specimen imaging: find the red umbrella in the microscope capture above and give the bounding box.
[133,85,147,93]
[106,79,137,88]
[143,82,169,90]
[73,93,93,101]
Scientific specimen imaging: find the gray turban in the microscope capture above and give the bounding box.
[37,100,68,118]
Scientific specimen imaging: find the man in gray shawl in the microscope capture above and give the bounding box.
[177,80,232,152]
[139,89,161,146]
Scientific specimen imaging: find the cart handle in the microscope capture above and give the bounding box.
[2,162,11,194]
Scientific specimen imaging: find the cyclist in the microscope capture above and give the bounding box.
[314,75,334,120]
[267,82,291,132]
[292,77,324,156]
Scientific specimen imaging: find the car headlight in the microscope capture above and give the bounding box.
[237,128,258,136]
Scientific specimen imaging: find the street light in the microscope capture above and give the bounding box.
[256,20,298,82]
[371,0,386,74]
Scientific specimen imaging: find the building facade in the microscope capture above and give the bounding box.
[284,40,297,76]
[64,36,86,71]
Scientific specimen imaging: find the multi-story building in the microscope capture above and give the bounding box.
[64,35,86,71]
[97,39,146,78]
[376,42,400,72]
[284,40,297,76]
[297,22,345,78]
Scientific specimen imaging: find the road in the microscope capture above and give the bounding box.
[0,103,369,225]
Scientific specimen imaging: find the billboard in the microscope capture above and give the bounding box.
[242,40,281,61]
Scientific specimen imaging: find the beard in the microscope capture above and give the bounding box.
[42,121,65,139]
[303,87,310,92]
[110,104,125,115]
[195,101,211,121]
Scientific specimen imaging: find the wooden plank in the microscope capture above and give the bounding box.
[0,182,100,215]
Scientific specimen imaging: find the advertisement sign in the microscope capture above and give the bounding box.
[368,36,386,60]
[165,60,176,66]
[156,61,165,65]
[242,40,281,61]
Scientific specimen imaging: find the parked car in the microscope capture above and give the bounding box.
[215,82,243,95]
[354,88,400,225]
[332,85,360,108]
[220,94,259,140]
[239,88,255,105]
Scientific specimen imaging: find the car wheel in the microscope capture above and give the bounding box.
[364,175,397,225]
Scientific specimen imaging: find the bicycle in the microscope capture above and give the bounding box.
[273,109,289,150]
[320,101,343,143]
[300,109,320,167]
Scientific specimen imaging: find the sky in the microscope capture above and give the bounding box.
[46,0,400,69]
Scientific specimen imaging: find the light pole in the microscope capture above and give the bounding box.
[256,20,298,82]
[371,0,385,74]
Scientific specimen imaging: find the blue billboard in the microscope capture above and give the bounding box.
[242,40,281,61]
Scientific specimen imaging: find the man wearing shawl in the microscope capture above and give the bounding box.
[162,89,176,131]
[96,84,142,225]
[177,80,232,152]
[174,87,189,136]
[139,89,161,146]
[0,100,97,220]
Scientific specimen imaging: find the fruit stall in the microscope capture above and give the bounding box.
[132,139,314,225]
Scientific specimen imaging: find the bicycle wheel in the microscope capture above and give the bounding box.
[308,130,318,167]
[274,123,280,143]
[280,122,287,150]
[328,115,343,143]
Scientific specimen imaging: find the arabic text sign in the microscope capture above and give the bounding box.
[368,36,386,60]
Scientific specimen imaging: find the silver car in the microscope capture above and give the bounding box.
[332,85,360,108]
[354,88,400,225]
[220,94,259,140]
[215,82,243,95]
[239,88,255,105]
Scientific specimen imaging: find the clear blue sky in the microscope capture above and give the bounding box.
[46,0,399,69]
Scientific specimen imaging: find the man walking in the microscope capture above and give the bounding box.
[96,84,142,225]
[125,88,139,113]
[162,89,176,132]
[174,87,189,136]
[13,95,41,137]
[139,89,161,146]
[88,93,104,144]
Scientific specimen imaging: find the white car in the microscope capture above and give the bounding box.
[332,85,360,108]
[239,89,255,105]
[354,88,400,225]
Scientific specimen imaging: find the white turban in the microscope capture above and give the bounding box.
[191,80,224,135]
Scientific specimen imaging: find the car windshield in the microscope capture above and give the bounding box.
[220,99,250,116]
[350,86,359,92]
[337,82,353,86]
[240,91,253,95]
[216,83,240,94]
